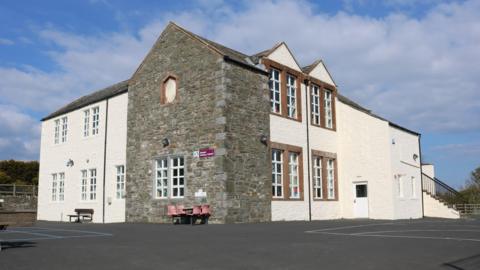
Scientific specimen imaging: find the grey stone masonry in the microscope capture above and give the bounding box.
[126,23,270,223]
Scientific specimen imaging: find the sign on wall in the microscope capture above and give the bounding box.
[192,148,215,158]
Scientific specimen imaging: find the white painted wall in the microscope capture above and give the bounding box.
[308,61,336,86]
[336,102,394,220]
[389,126,423,219]
[267,44,302,72]
[423,192,460,219]
[422,164,435,179]
[38,93,127,223]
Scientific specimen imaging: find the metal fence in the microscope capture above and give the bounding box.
[422,173,459,203]
[454,204,480,216]
[0,184,37,196]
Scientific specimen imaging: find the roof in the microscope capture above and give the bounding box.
[337,94,420,136]
[301,59,322,74]
[169,22,266,74]
[42,80,129,121]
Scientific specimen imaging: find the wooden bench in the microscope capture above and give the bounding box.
[68,209,94,223]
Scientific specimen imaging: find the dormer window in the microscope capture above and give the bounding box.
[161,75,178,104]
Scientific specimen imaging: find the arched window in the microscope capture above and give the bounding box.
[161,75,178,104]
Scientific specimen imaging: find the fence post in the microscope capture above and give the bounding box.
[32,185,35,196]
[13,183,16,196]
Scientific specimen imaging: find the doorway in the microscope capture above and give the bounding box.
[353,183,369,218]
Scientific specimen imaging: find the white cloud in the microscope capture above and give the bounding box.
[0,38,14,45]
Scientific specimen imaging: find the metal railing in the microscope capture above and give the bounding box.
[454,204,480,216]
[0,184,37,197]
[422,173,459,203]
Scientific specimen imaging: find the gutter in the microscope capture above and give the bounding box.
[304,79,312,222]
[418,134,424,218]
[102,99,109,224]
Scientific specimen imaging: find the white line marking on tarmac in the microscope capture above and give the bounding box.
[320,231,480,242]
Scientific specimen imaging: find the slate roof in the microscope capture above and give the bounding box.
[337,94,420,136]
[42,80,129,121]
[301,59,322,74]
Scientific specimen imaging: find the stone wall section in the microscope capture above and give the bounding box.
[223,61,271,223]
[126,25,229,223]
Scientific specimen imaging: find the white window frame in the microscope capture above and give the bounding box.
[58,172,65,201]
[398,176,404,198]
[327,159,335,199]
[92,107,100,135]
[411,177,416,198]
[81,170,88,201]
[54,119,60,144]
[116,165,125,199]
[61,117,68,143]
[269,69,281,114]
[83,109,90,137]
[286,74,297,118]
[324,90,333,128]
[51,173,58,201]
[311,85,320,125]
[272,149,283,198]
[171,157,185,198]
[313,156,323,199]
[155,159,169,199]
[154,156,185,199]
[289,152,300,199]
[89,169,97,201]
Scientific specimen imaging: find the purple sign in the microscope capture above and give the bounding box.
[199,148,215,158]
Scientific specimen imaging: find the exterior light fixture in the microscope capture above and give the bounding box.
[413,154,419,161]
[260,134,268,145]
[162,138,170,147]
[66,159,74,167]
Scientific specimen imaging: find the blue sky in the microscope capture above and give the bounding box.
[0,0,479,188]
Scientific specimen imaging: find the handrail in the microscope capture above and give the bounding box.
[0,184,37,197]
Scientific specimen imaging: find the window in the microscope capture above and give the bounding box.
[61,117,68,143]
[269,69,281,113]
[324,90,333,128]
[271,142,303,200]
[398,176,404,198]
[311,85,320,125]
[81,170,88,201]
[54,119,60,144]
[116,165,125,199]
[89,169,97,200]
[313,156,322,199]
[271,149,283,198]
[92,107,100,135]
[83,110,90,137]
[51,173,58,201]
[289,153,300,199]
[327,159,335,199]
[156,159,168,198]
[58,173,65,201]
[154,157,185,199]
[411,177,416,198]
[171,157,185,198]
[286,75,297,118]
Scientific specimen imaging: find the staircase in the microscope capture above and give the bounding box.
[422,174,460,219]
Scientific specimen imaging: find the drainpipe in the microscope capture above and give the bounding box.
[304,78,312,222]
[418,134,424,218]
[102,99,109,224]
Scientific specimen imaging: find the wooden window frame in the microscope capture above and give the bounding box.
[311,150,338,201]
[263,59,303,122]
[308,77,337,131]
[271,149,284,198]
[269,68,282,114]
[270,142,304,201]
[160,74,179,105]
[310,84,321,126]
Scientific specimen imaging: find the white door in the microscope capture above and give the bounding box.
[353,183,369,218]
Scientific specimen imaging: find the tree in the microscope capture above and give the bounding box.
[0,160,39,185]
[457,165,480,204]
